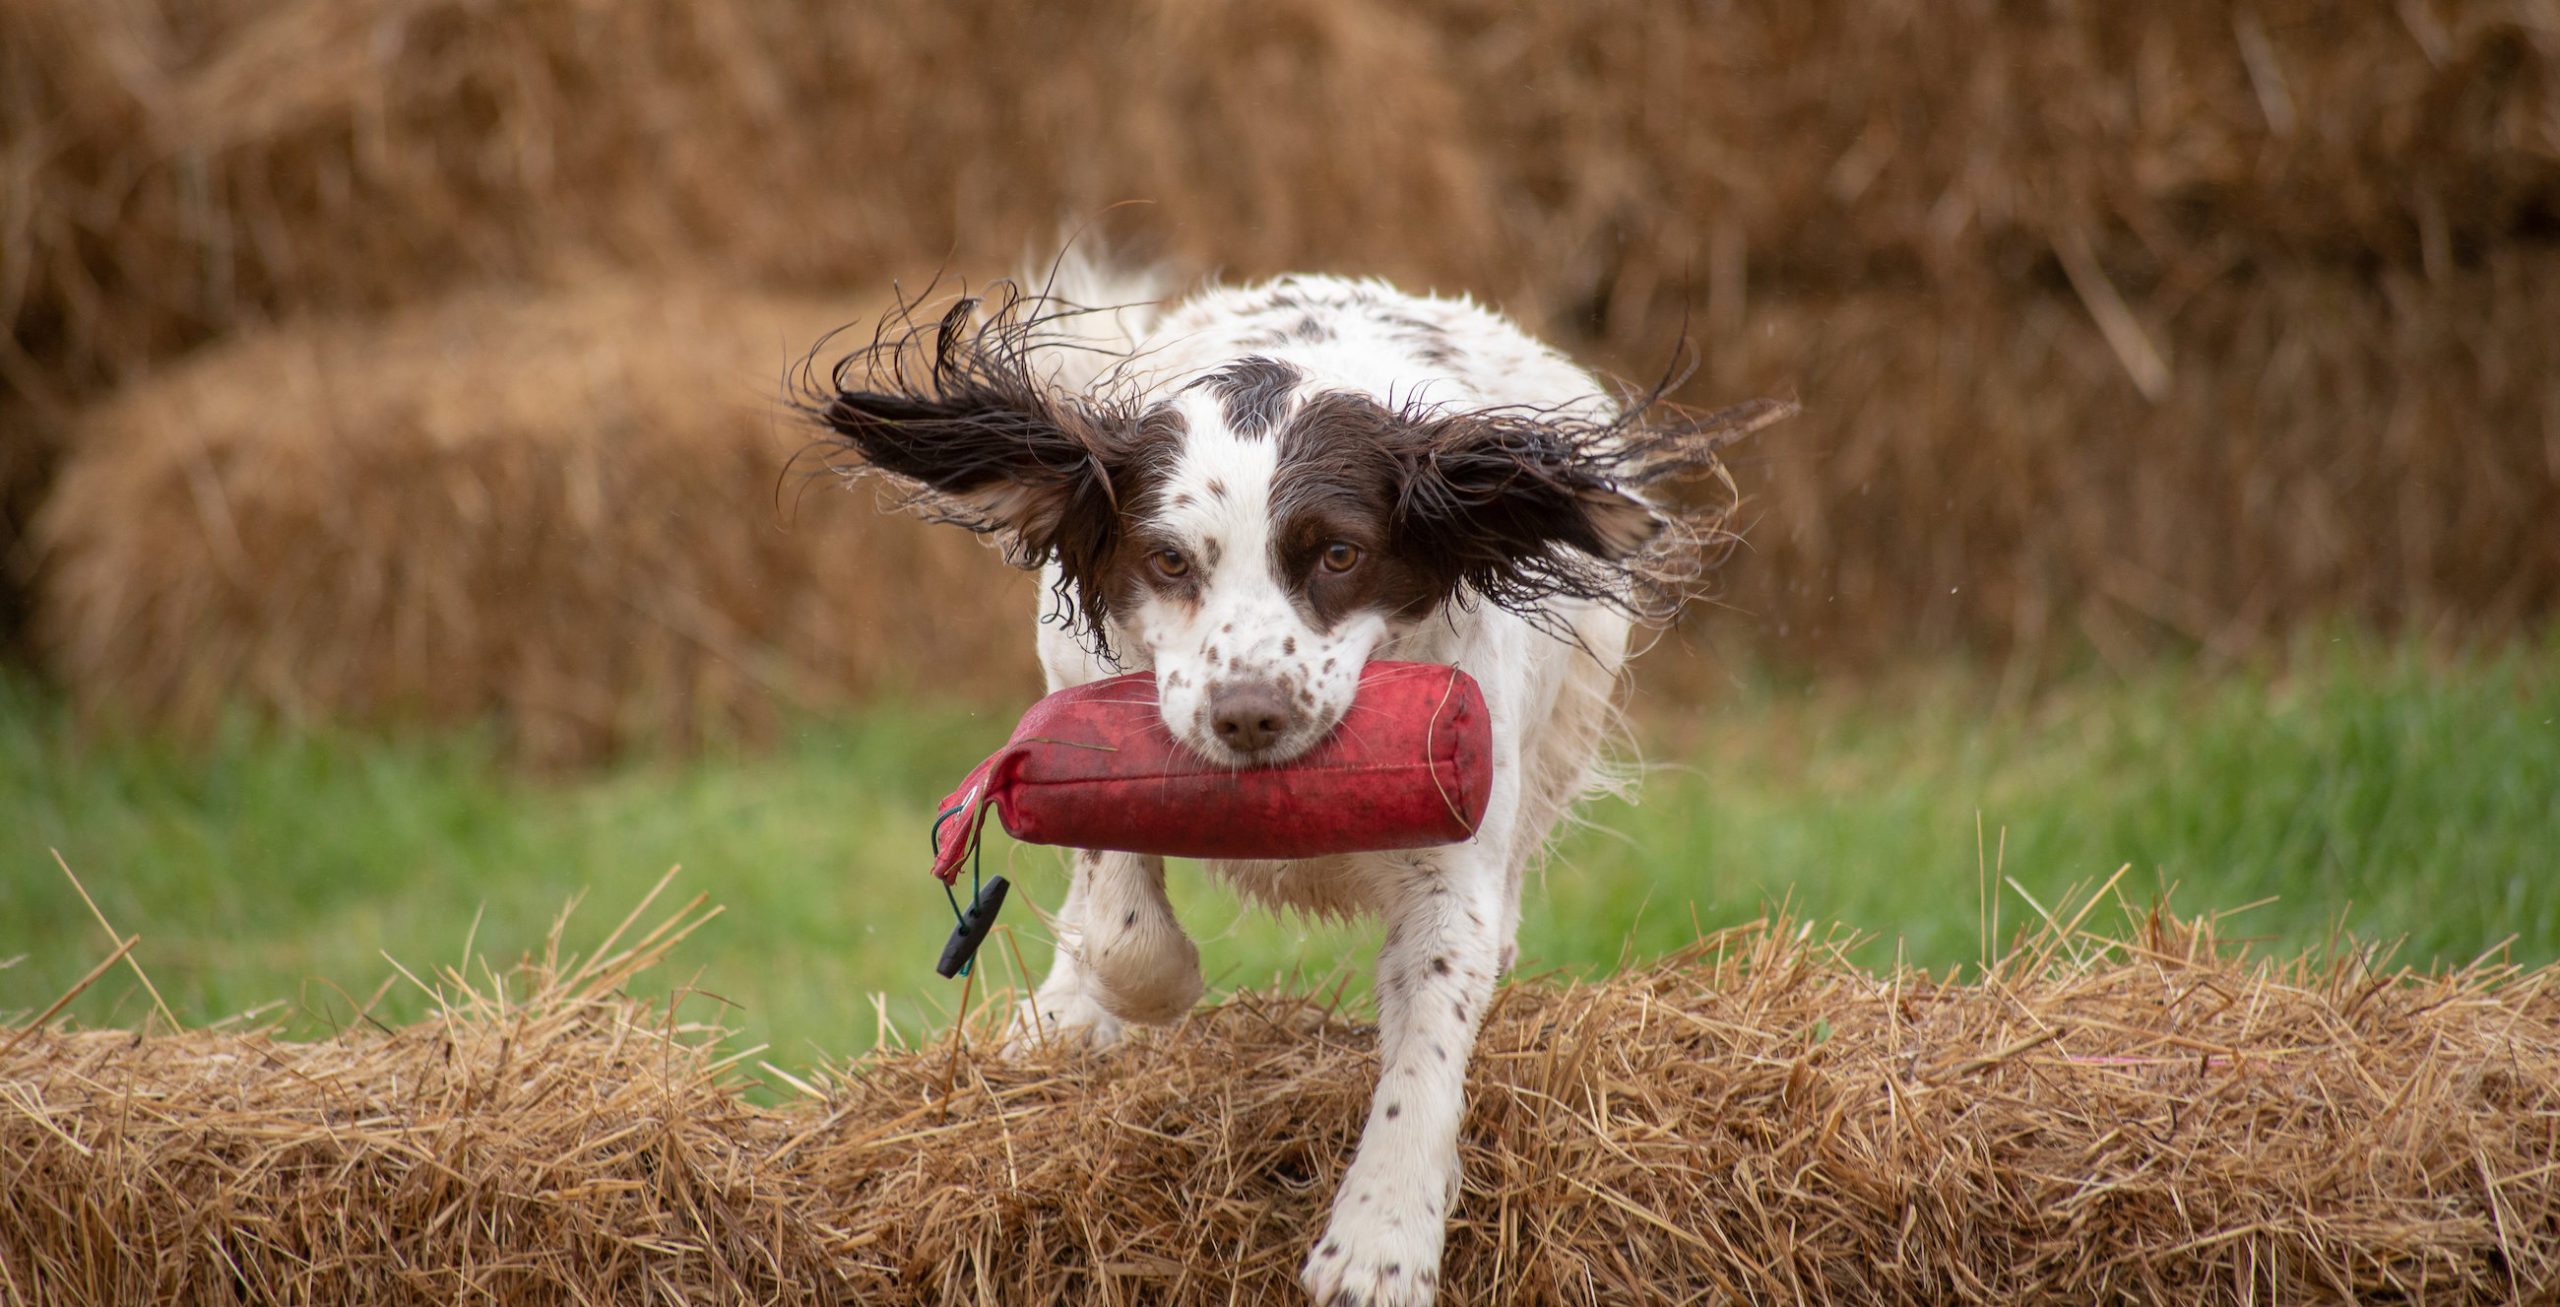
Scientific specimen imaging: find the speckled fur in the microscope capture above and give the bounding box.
[1008,265,1647,1307]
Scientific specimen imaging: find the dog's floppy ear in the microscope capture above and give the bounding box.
[798,290,1155,643]
[807,296,1119,543]
[1389,415,1661,614]
[1392,397,1793,619]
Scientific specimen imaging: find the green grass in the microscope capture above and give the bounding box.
[1547,641,2560,976]
[5,638,2555,1081]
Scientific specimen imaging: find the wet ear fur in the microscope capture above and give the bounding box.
[804,296,1114,539]
[1390,396,1794,622]
[795,288,1155,645]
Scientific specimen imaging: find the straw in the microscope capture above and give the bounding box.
[32,281,1041,763]
[4,887,2553,1304]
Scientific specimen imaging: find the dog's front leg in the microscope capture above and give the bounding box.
[1301,850,1505,1306]
[1012,848,1203,1051]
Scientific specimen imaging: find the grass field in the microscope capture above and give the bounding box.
[5,637,2554,1082]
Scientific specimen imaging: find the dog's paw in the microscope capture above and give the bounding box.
[1299,1206,1444,1306]
[1000,992,1124,1057]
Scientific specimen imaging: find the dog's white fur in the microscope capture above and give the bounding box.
[801,249,1749,1304]
[1010,262,1638,1307]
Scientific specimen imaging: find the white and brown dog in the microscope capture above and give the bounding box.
[803,259,1779,1306]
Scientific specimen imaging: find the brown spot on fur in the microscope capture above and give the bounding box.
[1266,394,1444,631]
[1200,356,1300,438]
[1377,309,1460,367]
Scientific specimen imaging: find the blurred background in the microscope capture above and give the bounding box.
[4,0,2556,1069]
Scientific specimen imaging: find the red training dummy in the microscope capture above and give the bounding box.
[930,661,1493,885]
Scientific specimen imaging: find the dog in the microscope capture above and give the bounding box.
[801,258,1781,1306]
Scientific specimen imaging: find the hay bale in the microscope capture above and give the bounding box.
[0,0,1495,399]
[3,0,1492,670]
[16,0,2549,400]
[1652,251,2560,669]
[10,0,2558,675]
[1424,0,2560,316]
[32,281,1039,763]
[4,900,2555,1305]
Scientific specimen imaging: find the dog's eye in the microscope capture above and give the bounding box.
[1320,542,1362,573]
[1151,549,1191,578]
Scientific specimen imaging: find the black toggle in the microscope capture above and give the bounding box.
[935,875,1011,978]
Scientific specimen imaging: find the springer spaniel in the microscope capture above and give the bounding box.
[803,258,1782,1306]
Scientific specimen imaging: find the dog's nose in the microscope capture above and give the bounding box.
[1209,682,1293,755]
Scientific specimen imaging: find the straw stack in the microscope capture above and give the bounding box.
[14,0,2547,386]
[0,0,1495,400]
[33,282,1040,763]
[1688,254,2560,666]
[1426,0,2560,665]
[4,894,2555,1305]
[1423,0,2560,303]
[9,0,2558,693]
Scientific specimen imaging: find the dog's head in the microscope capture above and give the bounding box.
[801,285,1778,766]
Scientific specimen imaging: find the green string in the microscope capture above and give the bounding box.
[928,802,986,976]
